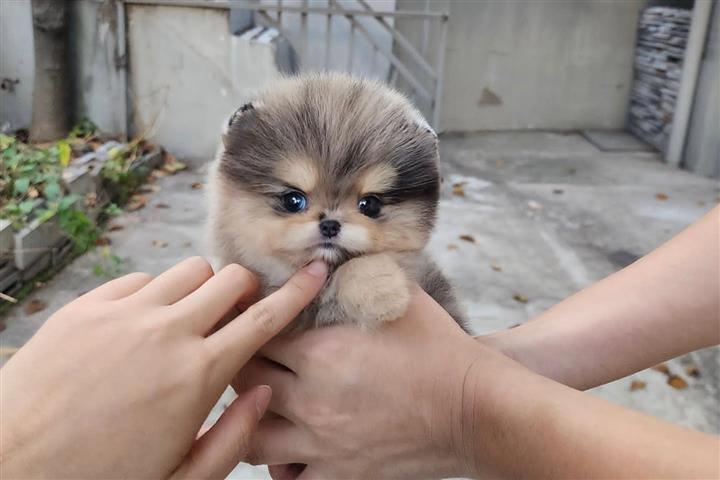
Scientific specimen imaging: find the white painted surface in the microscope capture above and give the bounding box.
[396,0,644,132]
[0,0,34,131]
[127,4,285,160]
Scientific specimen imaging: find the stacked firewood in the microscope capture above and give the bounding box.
[628,6,692,152]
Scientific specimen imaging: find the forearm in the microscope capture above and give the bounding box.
[456,358,719,479]
[483,206,720,390]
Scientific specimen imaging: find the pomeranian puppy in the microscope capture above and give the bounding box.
[207,72,468,332]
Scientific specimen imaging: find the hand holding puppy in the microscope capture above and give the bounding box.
[0,257,327,479]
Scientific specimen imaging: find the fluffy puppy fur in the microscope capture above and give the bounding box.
[207,72,468,332]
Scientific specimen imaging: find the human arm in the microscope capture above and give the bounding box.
[237,287,719,479]
[483,205,720,390]
[0,257,327,479]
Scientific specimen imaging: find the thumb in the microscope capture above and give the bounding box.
[171,385,272,479]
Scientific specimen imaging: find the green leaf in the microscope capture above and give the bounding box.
[36,208,56,223]
[0,134,15,151]
[58,195,77,211]
[14,177,30,194]
[44,181,62,200]
[57,140,71,167]
[18,200,34,214]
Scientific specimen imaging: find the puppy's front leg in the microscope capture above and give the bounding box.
[316,253,410,329]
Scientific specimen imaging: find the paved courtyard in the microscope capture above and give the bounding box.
[1,131,718,478]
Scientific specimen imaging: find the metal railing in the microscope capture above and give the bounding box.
[122,0,449,128]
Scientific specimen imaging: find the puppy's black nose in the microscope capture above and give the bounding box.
[319,219,341,238]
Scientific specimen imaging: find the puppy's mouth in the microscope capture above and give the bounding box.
[310,241,354,265]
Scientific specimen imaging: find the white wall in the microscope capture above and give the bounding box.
[0,0,34,131]
[398,0,645,132]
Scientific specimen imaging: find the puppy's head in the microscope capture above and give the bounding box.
[214,73,439,269]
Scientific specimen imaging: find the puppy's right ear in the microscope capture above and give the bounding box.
[221,102,256,144]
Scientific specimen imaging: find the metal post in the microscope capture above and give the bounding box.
[432,8,449,130]
[301,0,308,67]
[325,0,332,70]
[348,20,355,73]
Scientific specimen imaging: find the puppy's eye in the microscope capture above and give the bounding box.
[358,195,382,218]
[281,191,307,213]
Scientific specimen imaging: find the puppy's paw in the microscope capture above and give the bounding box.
[327,253,410,328]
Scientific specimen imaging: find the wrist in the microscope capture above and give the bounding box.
[449,345,556,478]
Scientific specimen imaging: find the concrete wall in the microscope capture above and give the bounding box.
[396,0,645,132]
[0,0,34,131]
[684,2,719,178]
[69,0,127,137]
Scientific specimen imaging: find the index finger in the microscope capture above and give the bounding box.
[206,260,328,379]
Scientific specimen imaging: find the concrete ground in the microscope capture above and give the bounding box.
[1,132,718,478]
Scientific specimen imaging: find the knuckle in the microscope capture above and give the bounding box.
[224,264,258,290]
[188,256,214,278]
[245,302,277,335]
[126,271,154,283]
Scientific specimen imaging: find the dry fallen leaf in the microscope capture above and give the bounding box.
[512,294,529,304]
[24,299,47,315]
[27,186,40,198]
[108,223,125,232]
[652,363,670,376]
[84,192,98,208]
[151,169,169,179]
[95,237,112,246]
[667,375,688,389]
[452,182,466,197]
[446,243,459,251]
[495,160,505,168]
[685,364,701,378]
[127,195,147,212]
[155,203,171,209]
[163,159,187,174]
[490,262,503,272]
[527,200,543,211]
[139,184,162,194]
[459,234,475,243]
[656,192,669,201]
[629,380,647,392]
[552,189,564,195]
[152,240,169,248]
[191,182,204,190]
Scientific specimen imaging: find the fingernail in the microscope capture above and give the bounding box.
[304,260,328,278]
[255,385,272,417]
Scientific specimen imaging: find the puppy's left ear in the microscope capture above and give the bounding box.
[221,102,257,143]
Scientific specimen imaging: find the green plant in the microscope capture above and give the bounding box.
[68,117,98,140]
[92,247,124,278]
[1,133,68,228]
[103,203,122,217]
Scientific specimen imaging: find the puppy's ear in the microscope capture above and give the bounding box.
[221,102,257,144]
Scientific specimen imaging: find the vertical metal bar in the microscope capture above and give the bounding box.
[347,19,355,72]
[301,0,308,68]
[421,0,430,58]
[325,0,333,70]
[277,0,282,23]
[432,11,449,130]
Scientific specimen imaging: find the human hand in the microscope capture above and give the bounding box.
[0,257,327,479]
[234,286,505,479]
